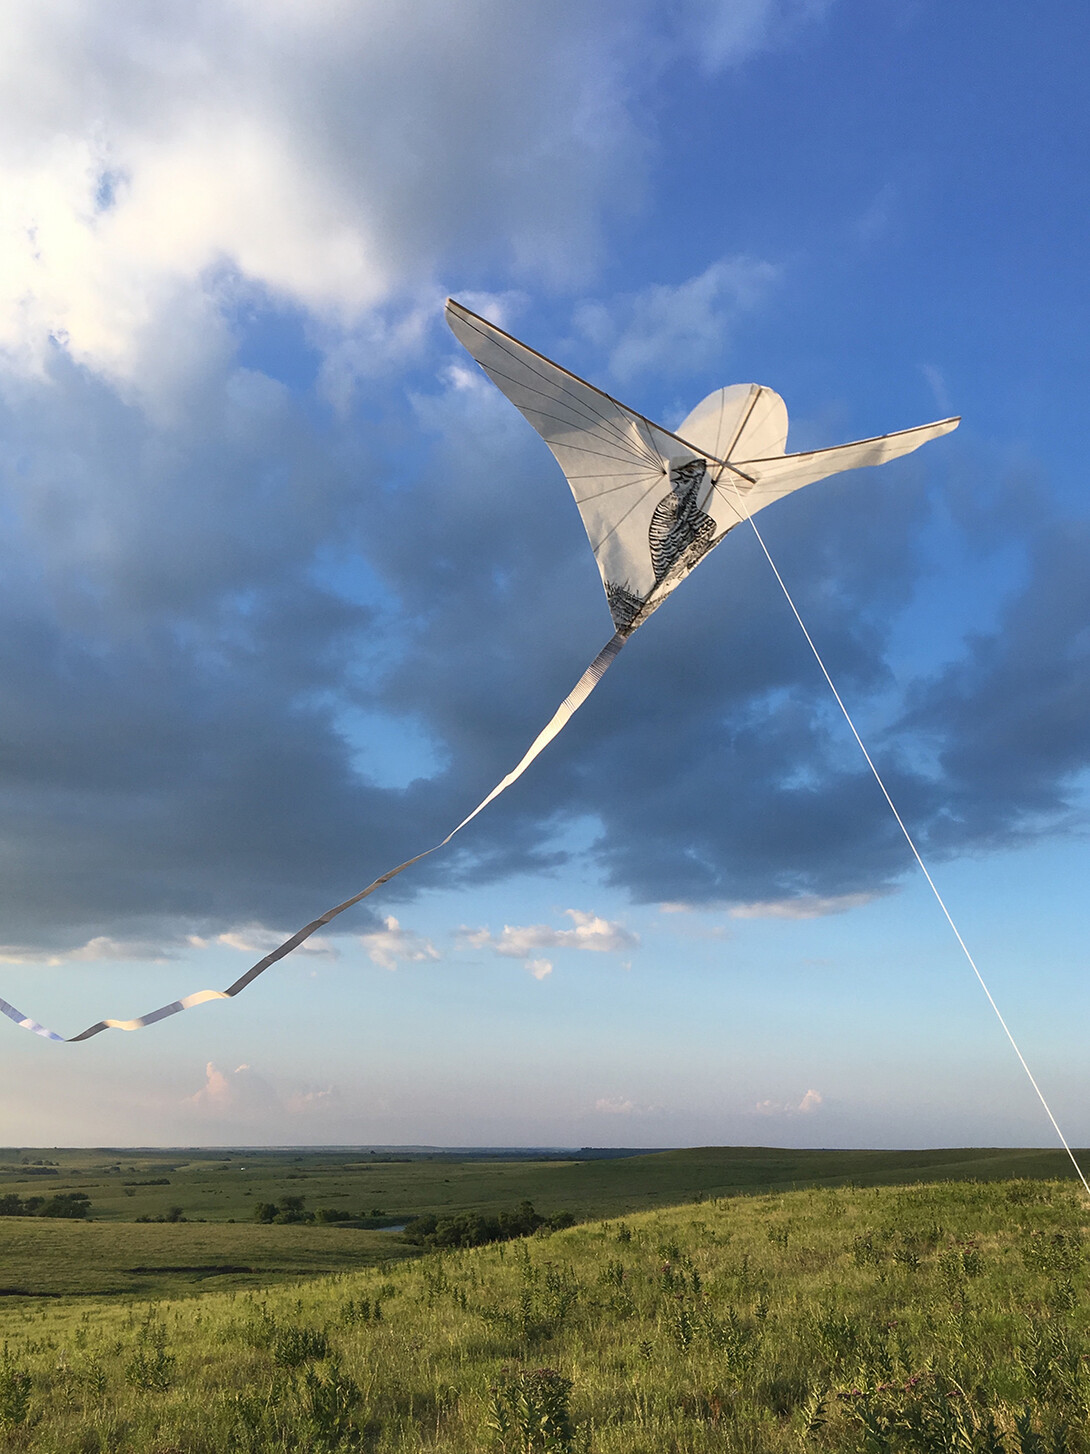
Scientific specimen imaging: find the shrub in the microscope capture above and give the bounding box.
[403,1201,572,1251]
[0,1191,91,1219]
[294,1361,363,1449]
[0,1346,31,1427]
[487,1366,578,1453]
[254,1195,312,1224]
[245,1314,331,1367]
[271,1325,331,1367]
[124,1319,175,1392]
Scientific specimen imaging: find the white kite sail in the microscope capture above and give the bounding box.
[1,301,958,1042]
[446,300,959,633]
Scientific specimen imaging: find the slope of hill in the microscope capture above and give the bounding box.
[0,1175,1085,1451]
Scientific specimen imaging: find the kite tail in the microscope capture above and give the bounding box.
[3,631,628,1043]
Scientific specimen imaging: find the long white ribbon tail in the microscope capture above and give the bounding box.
[2,632,627,1043]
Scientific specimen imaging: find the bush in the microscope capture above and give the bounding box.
[244,1313,331,1367]
[271,1324,331,1367]
[0,1191,90,1219]
[487,1366,578,1453]
[403,1201,574,1250]
[253,1195,311,1224]
[0,1346,31,1428]
[124,1318,175,1392]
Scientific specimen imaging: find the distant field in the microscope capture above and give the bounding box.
[0,1176,1085,1452]
[0,1144,1085,1297]
[0,1144,1083,1225]
[0,1219,409,1299]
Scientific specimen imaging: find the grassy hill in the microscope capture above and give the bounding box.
[0,1176,1085,1451]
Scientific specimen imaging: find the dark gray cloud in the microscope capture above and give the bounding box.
[362,396,1090,911]
[0,306,1085,952]
[898,517,1090,855]
[0,0,877,958]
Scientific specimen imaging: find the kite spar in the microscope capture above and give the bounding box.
[0,299,957,1042]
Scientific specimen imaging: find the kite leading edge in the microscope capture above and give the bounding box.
[0,300,958,1042]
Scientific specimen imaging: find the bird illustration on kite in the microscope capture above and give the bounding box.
[0,299,959,1042]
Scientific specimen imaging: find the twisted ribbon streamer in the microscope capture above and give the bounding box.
[2,632,626,1042]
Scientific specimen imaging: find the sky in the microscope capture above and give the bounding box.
[0,0,1088,1150]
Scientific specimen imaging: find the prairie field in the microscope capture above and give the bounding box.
[0,1145,1082,1299]
[0,1219,410,1298]
[0,1143,1080,1225]
[0,1173,1087,1452]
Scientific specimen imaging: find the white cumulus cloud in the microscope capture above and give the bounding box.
[595,1095,637,1114]
[358,916,439,971]
[0,3,812,392]
[755,1088,824,1115]
[187,1061,276,1116]
[187,1060,337,1120]
[464,908,638,959]
[462,909,637,980]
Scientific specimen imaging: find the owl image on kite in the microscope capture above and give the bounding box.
[0,299,958,1043]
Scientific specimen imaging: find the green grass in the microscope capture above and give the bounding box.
[0,1177,1086,1451]
[0,1220,410,1299]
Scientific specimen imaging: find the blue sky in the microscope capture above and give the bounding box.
[0,0,1088,1149]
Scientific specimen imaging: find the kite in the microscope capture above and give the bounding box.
[0,299,958,1042]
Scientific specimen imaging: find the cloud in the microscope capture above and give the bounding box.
[679,0,832,74]
[595,1095,637,1114]
[216,927,336,957]
[756,1088,823,1115]
[920,364,951,414]
[0,2,828,960]
[0,936,173,965]
[0,5,619,382]
[573,258,779,383]
[0,3,1086,968]
[186,1061,278,1118]
[285,1084,341,1115]
[186,1060,337,1121]
[729,893,877,920]
[0,2,811,392]
[895,517,1090,857]
[463,909,638,976]
[358,916,439,971]
[463,910,636,980]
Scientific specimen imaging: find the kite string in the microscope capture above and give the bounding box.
[723,478,1090,1199]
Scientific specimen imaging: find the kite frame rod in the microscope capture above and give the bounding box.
[447,300,735,474]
